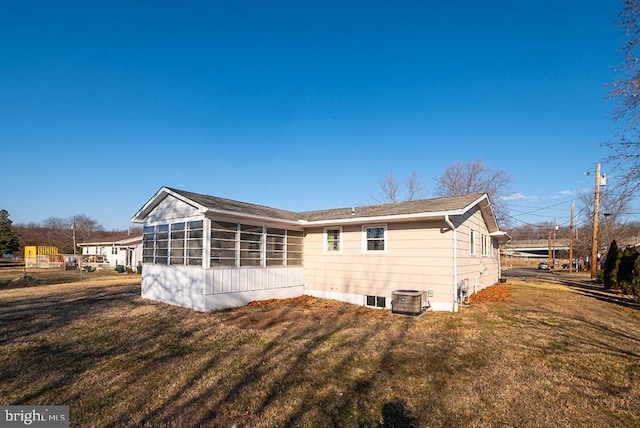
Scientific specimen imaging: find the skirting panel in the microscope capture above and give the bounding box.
[204,285,305,311]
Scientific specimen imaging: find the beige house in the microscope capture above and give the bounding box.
[131,187,509,313]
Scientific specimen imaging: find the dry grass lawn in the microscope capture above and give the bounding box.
[0,268,639,427]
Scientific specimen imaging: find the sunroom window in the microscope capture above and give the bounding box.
[240,224,263,266]
[142,221,201,266]
[266,228,285,266]
[210,221,237,267]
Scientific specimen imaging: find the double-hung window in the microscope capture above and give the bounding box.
[325,227,342,253]
[363,225,386,253]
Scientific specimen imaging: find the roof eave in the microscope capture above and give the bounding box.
[203,208,303,227]
[300,209,468,226]
[490,231,511,243]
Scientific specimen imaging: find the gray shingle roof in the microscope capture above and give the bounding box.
[168,187,486,223]
[299,193,485,221]
[167,188,301,221]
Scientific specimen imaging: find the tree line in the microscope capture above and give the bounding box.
[0,210,140,257]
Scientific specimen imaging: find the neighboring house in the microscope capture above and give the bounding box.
[131,187,510,313]
[77,235,143,270]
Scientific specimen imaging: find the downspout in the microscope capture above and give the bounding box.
[444,215,457,312]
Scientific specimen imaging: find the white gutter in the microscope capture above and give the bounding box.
[444,214,458,312]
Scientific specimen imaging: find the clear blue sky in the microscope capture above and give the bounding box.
[0,0,628,231]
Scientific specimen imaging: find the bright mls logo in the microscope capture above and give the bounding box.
[1,406,69,427]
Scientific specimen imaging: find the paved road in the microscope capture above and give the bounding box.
[502,266,640,310]
[503,267,596,286]
[503,267,559,278]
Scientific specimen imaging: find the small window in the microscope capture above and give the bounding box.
[324,227,342,253]
[366,295,386,308]
[363,225,386,253]
[481,234,491,256]
[470,229,476,256]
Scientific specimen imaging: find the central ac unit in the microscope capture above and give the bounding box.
[391,290,427,316]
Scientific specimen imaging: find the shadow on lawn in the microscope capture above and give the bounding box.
[0,284,141,345]
[553,276,640,311]
[380,399,418,427]
[0,281,460,427]
[174,307,420,427]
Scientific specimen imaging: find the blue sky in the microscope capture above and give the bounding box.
[0,0,628,231]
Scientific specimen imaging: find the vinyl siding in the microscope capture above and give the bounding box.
[304,220,456,305]
[456,207,500,292]
[145,195,200,223]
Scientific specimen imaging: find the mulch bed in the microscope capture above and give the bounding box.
[468,284,511,303]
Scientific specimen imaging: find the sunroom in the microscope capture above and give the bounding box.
[132,187,305,311]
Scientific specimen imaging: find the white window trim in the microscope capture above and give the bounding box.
[362,224,388,254]
[481,233,488,257]
[324,226,343,254]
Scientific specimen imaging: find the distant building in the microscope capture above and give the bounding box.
[77,235,142,270]
[24,246,65,269]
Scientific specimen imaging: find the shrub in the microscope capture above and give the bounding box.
[618,247,639,295]
[602,240,621,290]
[631,255,640,299]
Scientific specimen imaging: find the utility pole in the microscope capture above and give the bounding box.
[591,163,601,280]
[552,218,557,269]
[72,216,77,256]
[569,202,574,274]
[548,232,552,267]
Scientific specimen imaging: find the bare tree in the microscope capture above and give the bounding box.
[374,169,425,203]
[405,170,425,201]
[73,214,104,243]
[434,160,512,225]
[578,181,635,252]
[43,217,71,230]
[606,1,640,196]
[609,0,640,124]
[378,169,400,203]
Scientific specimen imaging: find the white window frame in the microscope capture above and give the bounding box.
[142,218,203,267]
[365,295,387,308]
[362,224,387,254]
[481,233,489,256]
[324,226,343,254]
